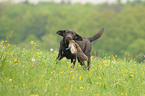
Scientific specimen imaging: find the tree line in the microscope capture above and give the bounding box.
[0,1,145,62]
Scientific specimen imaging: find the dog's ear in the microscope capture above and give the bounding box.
[56,30,66,36]
[74,34,83,41]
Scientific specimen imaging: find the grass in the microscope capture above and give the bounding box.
[0,40,145,96]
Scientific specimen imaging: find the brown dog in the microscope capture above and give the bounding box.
[56,28,104,70]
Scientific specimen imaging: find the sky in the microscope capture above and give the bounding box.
[0,0,140,4]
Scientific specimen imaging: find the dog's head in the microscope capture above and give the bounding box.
[57,29,83,44]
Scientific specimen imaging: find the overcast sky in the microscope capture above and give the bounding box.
[0,0,141,4]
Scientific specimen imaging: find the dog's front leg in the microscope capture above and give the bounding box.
[87,56,91,70]
[56,50,64,64]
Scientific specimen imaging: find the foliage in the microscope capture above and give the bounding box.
[0,1,145,58]
[0,41,145,96]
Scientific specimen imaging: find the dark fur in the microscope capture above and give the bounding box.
[56,28,104,70]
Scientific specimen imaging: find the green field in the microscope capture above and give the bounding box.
[0,41,145,96]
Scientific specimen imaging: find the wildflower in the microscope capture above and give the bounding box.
[96,82,99,85]
[70,71,74,73]
[51,70,55,74]
[104,64,107,66]
[42,75,44,77]
[23,84,25,86]
[32,59,35,62]
[55,93,58,96]
[50,48,54,51]
[80,76,82,80]
[60,72,63,74]
[97,94,100,96]
[7,52,10,55]
[107,56,111,58]
[8,44,11,46]
[36,52,39,55]
[130,74,133,77]
[14,59,18,62]
[121,93,124,95]
[71,85,73,87]
[80,87,84,89]
[130,71,132,73]
[99,77,102,79]
[72,76,75,79]
[5,40,7,42]
[9,79,12,82]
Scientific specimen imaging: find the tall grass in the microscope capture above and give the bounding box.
[0,40,145,96]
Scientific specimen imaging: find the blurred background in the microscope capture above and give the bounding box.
[0,0,145,62]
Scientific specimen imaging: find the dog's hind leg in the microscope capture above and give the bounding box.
[87,56,91,70]
[71,57,76,68]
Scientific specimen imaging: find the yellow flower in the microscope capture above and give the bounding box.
[7,53,10,55]
[60,72,63,74]
[80,87,83,89]
[96,82,99,85]
[36,52,39,55]
[121,93,124,95]
[72,76,74,79]
[5,40,7,42]
[70,71,74,73]
[55,93,58,96]
[71,85,73,87]
[130,74,133,77]
[97,94,100,96]
[42,75,44,77]
[23,84,25,86]
[80,76,82,80]
[104,64,107,66]
[8,44,11,46]
[14,59,17,62]
[99,77,102,79]
[107,56,111,58]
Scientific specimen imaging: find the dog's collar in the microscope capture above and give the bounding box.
[66,48,70,50]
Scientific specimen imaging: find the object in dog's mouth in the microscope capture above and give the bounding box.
[69,40,88,61]
[68,41,77,54]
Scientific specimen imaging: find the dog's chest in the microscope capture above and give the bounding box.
[63,49,75,59]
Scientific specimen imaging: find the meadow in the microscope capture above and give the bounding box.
[0,40,145,96]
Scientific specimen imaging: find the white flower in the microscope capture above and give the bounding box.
[31,41,34,44]
[50,48,54,52]
[9,79,12,82]
[32,58,35,62]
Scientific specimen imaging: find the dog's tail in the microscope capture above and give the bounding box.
[88,28,104,42]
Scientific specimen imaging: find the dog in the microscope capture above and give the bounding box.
[56,28,104,70]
